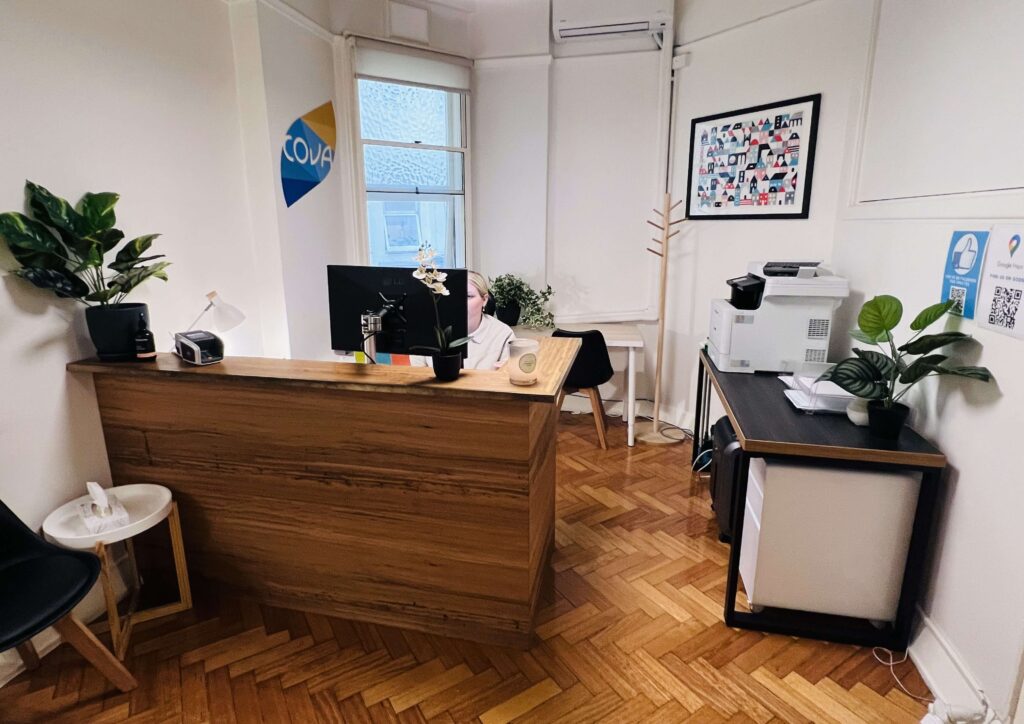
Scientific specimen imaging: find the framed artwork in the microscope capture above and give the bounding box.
[686,94,821,220]
[383,212,422,252]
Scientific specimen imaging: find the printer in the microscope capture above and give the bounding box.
[707,261,849,373]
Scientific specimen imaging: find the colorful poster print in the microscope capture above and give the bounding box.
[686,94,820,220]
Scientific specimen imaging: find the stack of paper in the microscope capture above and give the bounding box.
[780,372,854,414]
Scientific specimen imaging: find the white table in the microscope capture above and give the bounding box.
[514,323,645,446]
[42,484,192,659]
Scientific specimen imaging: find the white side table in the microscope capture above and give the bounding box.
[42,484,192,660]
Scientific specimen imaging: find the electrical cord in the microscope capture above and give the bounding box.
[871,648,933,704]
[691,448,713,472]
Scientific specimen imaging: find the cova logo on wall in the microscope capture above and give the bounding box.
[281,101,336,207]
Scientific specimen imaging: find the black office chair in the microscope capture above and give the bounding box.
[552,329,615,449]
[0,499,136,691]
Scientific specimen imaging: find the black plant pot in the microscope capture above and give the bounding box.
[85,303,149,362]
[867,401,910,440]
[431,352,463,382]
[495,301,521,327]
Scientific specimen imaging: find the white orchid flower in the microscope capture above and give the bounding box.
[434,271,448,283]
[413,268,427,280]
[431,282,449,295]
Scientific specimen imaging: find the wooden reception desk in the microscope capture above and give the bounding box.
[68,337,579,648]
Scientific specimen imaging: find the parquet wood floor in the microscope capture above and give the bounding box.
[1,413,931,723]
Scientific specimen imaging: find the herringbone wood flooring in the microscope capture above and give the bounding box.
[2,413,931,723]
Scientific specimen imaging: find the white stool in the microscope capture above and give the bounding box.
[42,484,192,660]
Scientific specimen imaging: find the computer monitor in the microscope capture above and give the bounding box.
[327,265,468,356]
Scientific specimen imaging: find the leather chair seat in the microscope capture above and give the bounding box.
[0,552,99,651]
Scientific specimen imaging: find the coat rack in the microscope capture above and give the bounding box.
[637,192,684,444]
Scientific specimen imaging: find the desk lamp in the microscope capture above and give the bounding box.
[186,291,245,333]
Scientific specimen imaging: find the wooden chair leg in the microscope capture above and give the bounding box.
[53,613,137,692]
[15,640,40,671]
[585,387,609,449]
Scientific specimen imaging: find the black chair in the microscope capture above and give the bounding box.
[0,499,136,691]
[552,329,615,449]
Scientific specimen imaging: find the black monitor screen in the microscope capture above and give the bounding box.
[327,265,468,356]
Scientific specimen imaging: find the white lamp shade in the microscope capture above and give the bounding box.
[208,292,245,332]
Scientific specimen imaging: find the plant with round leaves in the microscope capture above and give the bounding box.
[818,294,992,408]
[0,181,168,306]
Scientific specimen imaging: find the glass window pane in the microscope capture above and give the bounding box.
[363,145,464,193]
[367,194,463,268]
[358,79,462,147]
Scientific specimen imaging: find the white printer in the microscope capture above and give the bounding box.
[707,261,849,373]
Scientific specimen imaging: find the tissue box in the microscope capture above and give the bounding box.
[77,495,129,534]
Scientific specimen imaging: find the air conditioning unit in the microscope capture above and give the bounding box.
[552,0,672,43]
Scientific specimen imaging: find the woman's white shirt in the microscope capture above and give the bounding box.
[465,314,515,369]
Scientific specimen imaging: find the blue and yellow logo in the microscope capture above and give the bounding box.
[281,101,336,207]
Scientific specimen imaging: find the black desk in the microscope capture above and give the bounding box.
[693,350,945,650]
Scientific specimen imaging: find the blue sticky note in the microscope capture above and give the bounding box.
[942,230,989,318]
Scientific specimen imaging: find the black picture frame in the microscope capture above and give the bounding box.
[685,94,821,220]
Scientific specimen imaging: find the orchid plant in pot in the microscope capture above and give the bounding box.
[411,247,468,381]
[819,295,993,439]
[0,181,169,361]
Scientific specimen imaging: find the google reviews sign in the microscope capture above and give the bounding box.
[281,101,336,207]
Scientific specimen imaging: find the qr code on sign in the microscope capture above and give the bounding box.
[989,286,1022,330]
[948,286,967,315]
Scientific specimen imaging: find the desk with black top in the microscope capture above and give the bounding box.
[693,349,946,650]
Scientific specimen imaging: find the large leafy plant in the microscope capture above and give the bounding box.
[820,295,992,408]
[489,273,554,328]
[0,181,168,306]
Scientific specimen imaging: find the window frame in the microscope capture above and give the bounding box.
[351,75,472,269]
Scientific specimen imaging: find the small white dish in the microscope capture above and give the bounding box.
[783,389,847,414]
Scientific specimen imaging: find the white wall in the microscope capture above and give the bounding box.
[257,2,344,360]
[469,0,550,59]
[0,0,263,526]
[829,2,1024,714]
[665,0,1024,717]
[472,57,551,287]
[0,0,265,679]
[665,0,875,425]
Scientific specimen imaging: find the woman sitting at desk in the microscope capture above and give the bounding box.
[413,271,515,370]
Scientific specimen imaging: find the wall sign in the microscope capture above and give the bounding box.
[281,101,336,207]
[977,224,1024,338]
[686,94,821,220]
[941,230,989,318]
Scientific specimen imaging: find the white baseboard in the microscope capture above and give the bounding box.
[910,607,997,719]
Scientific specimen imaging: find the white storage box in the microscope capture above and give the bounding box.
[738,458,921,622]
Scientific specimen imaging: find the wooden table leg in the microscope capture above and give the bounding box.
[15,640,40,671]
[94,542,122,656]
[53,614,136,692]
[132,503,193,624]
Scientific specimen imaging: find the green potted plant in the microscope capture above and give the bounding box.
[411,247,469,381]
[489,273,554,328]
[820,294,992,439]
[0,181,169,361]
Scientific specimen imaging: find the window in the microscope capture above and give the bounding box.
[357,78,467,268]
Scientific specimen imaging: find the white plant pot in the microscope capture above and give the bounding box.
[846,398,870,427]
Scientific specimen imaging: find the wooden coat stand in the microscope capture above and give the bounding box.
[637,192,684,444]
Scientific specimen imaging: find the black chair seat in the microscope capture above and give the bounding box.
[0,550,100,652]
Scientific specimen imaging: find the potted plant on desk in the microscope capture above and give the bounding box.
[0,181,169,361]
[411,246,468,381]
[819,295,992,439]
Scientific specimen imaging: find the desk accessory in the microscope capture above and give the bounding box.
[174,330,224,365]
[0,181,168,361]
[410,247,469,381]
[133,314,157,361]
[77,482,128,534]
[637,193,684,444]
[508,339,540,385]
